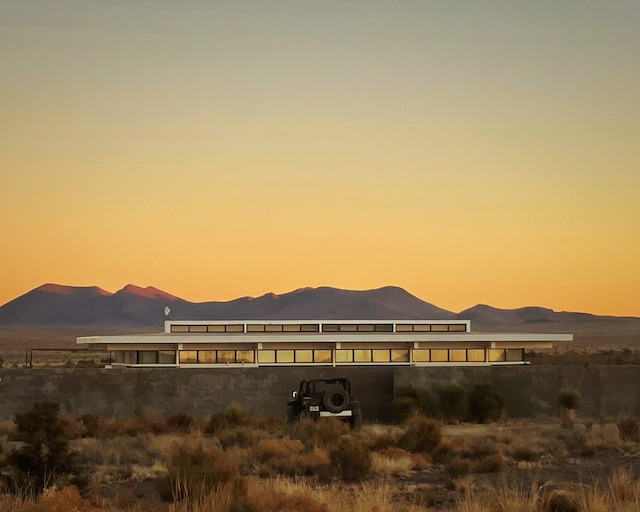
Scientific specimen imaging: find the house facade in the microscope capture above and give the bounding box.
[76,319,572,368]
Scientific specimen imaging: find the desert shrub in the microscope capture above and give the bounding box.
[446,456,471,478]
[558,429,593,457]
[329,435,372,481]
[617,417,640,442]
[204,403,248,434]
[254,437,305,475]
[166,412,194,433]
[290,417,349,450]
[77,414,101,438]
[543,489,580,512]
[243,491,328,512]
[298,448,332,480]
[393,386,426,422]
[398,415,442,453]
[217,426,263,449]
[438,383,468,421]
[609,467,639,503]
[468,384,504,423]
[558,390,579,410]
[117,414,167,437]
[509,444,538,462]
[157,439,244,502]
[5,401,78,496]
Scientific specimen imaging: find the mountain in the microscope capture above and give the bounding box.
[0,284,453,327]
[0,283,637,333]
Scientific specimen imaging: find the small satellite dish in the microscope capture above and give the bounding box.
[164,306,171,318]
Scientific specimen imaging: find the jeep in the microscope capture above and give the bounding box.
[286,378,362,429]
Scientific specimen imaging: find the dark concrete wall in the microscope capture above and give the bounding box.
[1,365,639,421]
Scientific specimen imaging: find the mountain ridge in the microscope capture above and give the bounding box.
[0,283,637,329]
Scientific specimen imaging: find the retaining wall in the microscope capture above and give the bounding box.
[0,365,638,421]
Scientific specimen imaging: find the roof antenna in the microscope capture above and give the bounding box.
[164,306,172,319]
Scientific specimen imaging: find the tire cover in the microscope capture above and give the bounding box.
[323,386,350,413]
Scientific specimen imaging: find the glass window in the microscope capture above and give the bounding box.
[207,325,225,333]
[391,349,410,362]
[217,350,235,363]
[489,349,506,362]
[258,350,276,364]
[339,324,357,332]
[506,349,524,362]
[179,351,197,364]
[413,349,430,362]
[225,324,244,333]
[159,351,176,364]
[171,325,188,333]
[322,324,339,332]
[449,324,467,332]
[301,324,320,332]
[431,324,448,332]
[372,349,390,362]
[236,350,255,363]
[247,324,265,332]
[414,324,432,332]
[395,324,412,332]
[335,350,353,362]
[449,349,466,362]
[276,350,294,363]
[283,324,301,332]
[354,349,372,362]
[431,349,448,362]
[467,349,485,362]
[295,350,313,363]
[189,325,207,333]
[198,351,217,363]
[265,324,283,332]
[357,324,375,332]
[111,351,124,363]
[314,350,332,363]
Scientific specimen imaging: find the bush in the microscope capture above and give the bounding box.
[438,383,468,421]
[398,415,442,453]
[468,384,504,423]
[166,412,195,433]
[78,414,101,438]
[6,401,77,496]
[329,435,372,481]
[393,386,426,422]
[617,417,640,442]
[291,418,349,450]
[204,403,247,434]
[157,439,244,503]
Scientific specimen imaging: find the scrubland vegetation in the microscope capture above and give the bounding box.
[0,398,639,512]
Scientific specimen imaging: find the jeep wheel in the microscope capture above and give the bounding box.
[323,386,350,413]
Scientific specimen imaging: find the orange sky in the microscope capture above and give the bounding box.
[1,1,639,316]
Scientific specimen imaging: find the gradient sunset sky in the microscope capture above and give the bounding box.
[1,1,639,316]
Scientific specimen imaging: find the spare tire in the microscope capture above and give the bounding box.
[323,386,350,413]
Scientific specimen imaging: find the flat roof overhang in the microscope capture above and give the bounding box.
[78,332,573,346]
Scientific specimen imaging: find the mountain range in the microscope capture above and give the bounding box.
[0,283,637,333]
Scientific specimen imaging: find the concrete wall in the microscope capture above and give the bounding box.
[1,365,639,421]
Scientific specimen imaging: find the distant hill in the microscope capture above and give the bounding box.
[0,283,638,334]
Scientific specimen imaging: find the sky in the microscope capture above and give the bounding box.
[1,1,639,316]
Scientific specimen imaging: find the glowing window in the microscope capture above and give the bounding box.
[413,324,432,332]
[354,349,372,362]
[189,325,207,333]
[467,349,485,362]
[314,350,332,363]
[301,324,320,332]
[207,325,225,333]
[247,324,265,332]
[225,325,244,333]
[217,350,235,363]
[258,350,276,364]
[265,325,283,332]
[335,350,353,362]
[236,350,254,363]
[489,349,506,362]
[449,349,466,362]
[431,324,448,332]
[413,349,430,362]
[372,349,390,362]
[323,324,339,332]
[277,350,294,363]
[171,325,188,333]
[179,351,197,364]
[283,325,301,332]
[395,324,412,332]
[198,351,217,363]
[295,350,313,363]
[431,349,448,362]
[391,349,410,362]
[357,324,375,332]
[339,324,357,332]
[449,324,467,332]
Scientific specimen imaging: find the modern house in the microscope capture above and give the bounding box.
[76,319,572,368]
